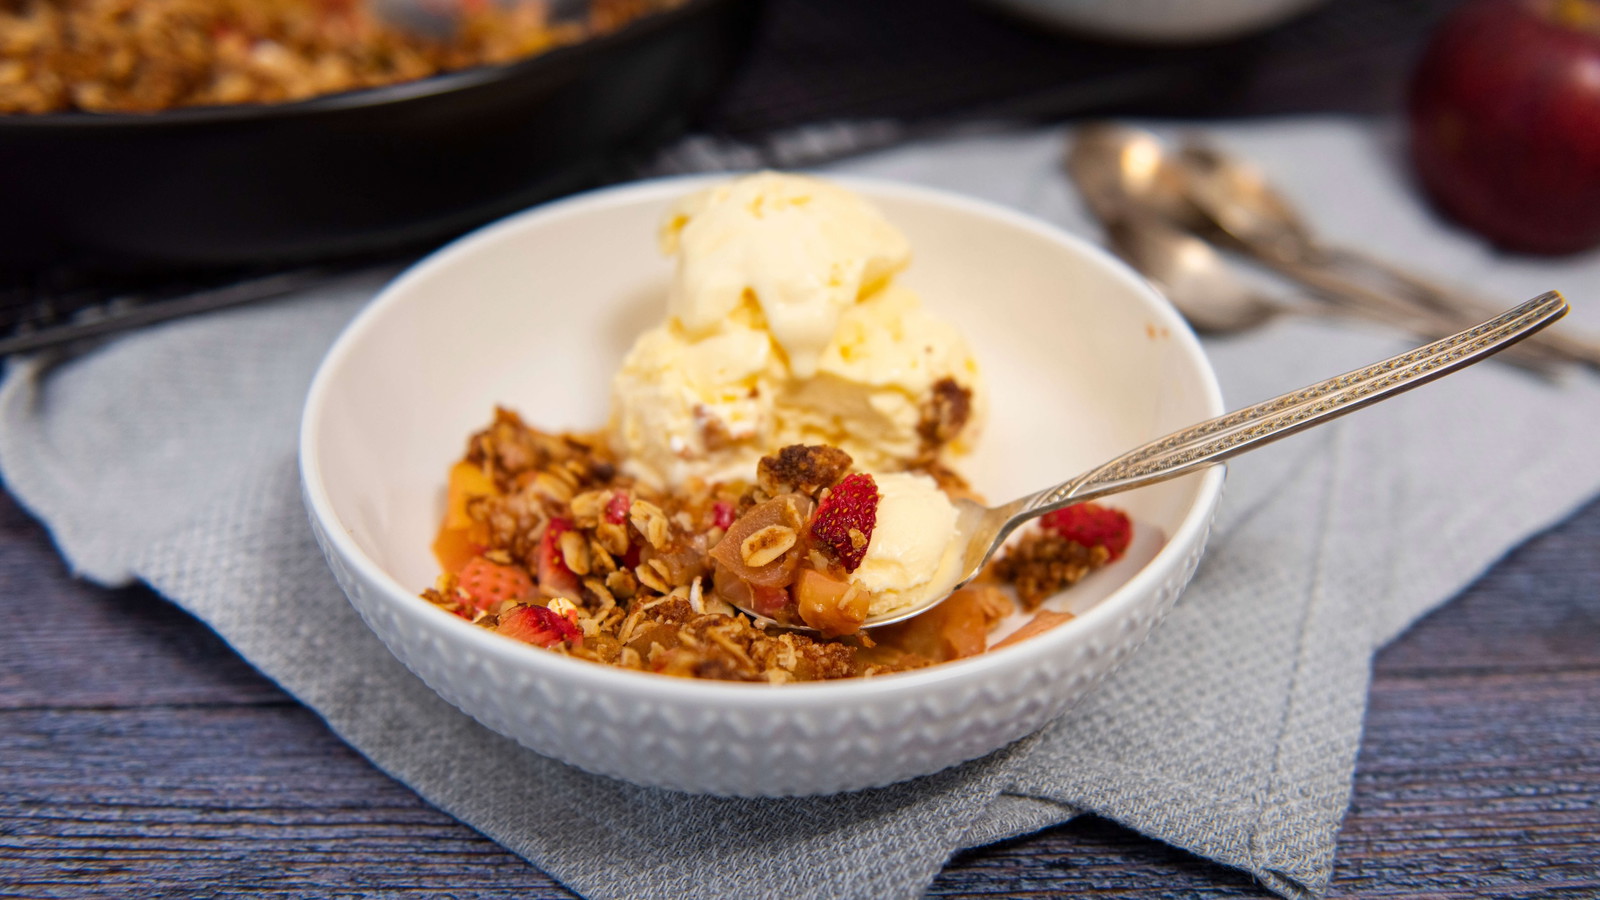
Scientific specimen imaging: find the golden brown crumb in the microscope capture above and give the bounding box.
[916,459,985,504]
[992,532,1109,610]
[917,377,973,449]
[430,411,1125,682]
[431,413,954,682]
[756,444,852,497]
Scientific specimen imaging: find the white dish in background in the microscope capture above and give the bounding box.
[299,175,1225,797]
[979,0,1330,44]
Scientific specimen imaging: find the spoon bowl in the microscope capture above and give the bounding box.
[1067,122,1327,260]
[1177,141,1320,257]
[1105,213,1289,333]
[1065,123,1193,224]
[1068,128,1297,334]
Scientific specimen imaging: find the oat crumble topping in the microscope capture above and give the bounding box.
[424,407,1129,681]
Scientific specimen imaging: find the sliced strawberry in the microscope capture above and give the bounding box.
[457,556,534,612]
[809,473,879,573]
[1040,502,1132,561]
[497,604,582,648]
[537,517,582,598]
[604,490,631,525]
[710,500,735,531]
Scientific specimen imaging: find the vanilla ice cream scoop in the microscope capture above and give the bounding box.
[660,171,911,379]
[849,472,965,620]
[611,172,983,490]
[609,313,784,488]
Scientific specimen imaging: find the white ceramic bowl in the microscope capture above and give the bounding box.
[299,175,1225,797]
[979,0,1330,44]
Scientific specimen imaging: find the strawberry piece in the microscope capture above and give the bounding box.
[497,604,582,649]
[537,518,582,598]
[604,491,631,525]
[1040,502,1132,561]
[711,500,735,531]
[457,556,534,612]
[809,473,879,573]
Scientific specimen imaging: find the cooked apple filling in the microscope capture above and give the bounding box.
[423,407,1131,682]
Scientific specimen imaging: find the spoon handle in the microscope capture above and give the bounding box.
[1018,291,1568,518]
[1316,245,1600,369]
[1260,253,1564,374]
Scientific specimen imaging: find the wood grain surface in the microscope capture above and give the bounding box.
[2,484,1596,898]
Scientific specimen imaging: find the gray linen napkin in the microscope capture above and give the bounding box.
[3,119,1598,900]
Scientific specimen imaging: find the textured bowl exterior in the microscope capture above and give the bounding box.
[300,175,1225,796]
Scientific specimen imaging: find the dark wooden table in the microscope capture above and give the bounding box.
[3,484,1597,898]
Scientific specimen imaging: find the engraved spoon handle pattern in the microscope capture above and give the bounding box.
[1020,291,1568,517]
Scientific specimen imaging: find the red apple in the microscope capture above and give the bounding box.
[1407,0,1600,254]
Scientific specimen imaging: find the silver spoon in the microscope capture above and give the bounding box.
[1070,123,1410,298]
[1067,127,1327,334]
[738,291,1568,632]
[1065,123,1192,226]
[1065,124,1452,340]
[1177,140,1600,370]
[1106,211,1559,375]
[1069,123,1598,369]
[1179,137,1512,310]
[1105,212,1316,333]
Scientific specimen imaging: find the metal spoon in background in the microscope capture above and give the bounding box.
[1106,211,1558,373]
[1067,124,1596,368]
[1176,135,1600,369]
[1067,127,1321,330]
[1178,138,1506,310]
[1104,213,1310,333]
[1172,140,1325,264]
[1063,131,1290,332]
[1066,123,1191,227]
[1103,125,1441,295]
[1066,124,1449,336]
[1104,211,1557,376]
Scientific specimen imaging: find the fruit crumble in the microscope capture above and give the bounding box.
[423,408,1132,682]
[420,172,1134,682]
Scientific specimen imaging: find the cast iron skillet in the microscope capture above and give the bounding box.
[0,0,759,270]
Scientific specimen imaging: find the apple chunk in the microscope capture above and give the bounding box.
[794,568,873,637]
[872,585,1012,663]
